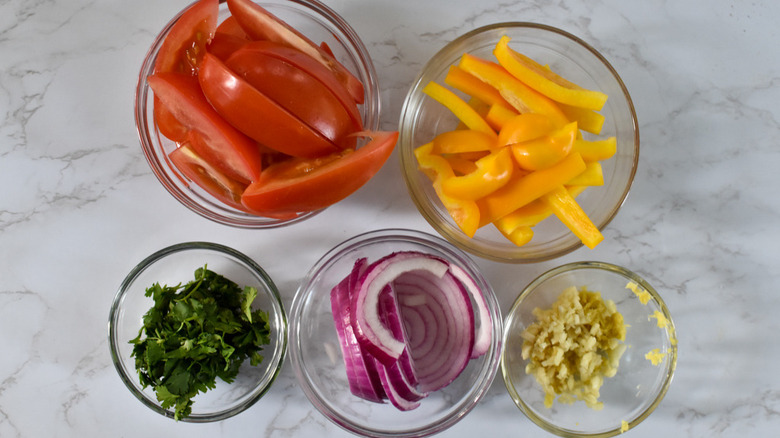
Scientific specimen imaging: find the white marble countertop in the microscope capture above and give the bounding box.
[2,0,779,436]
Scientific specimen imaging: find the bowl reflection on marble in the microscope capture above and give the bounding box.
[108,242,287,422]
[502,261,677,437]
[288,229,503,437]
[135,0,380,228]
[398,23,639,263]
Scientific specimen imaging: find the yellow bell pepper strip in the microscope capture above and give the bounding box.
[485,103,518,131]
[559,103,605,135]
[541,185,604,249]
[572,136,617,162]
[495,223,534,246]
[494,36,608,111]
[441,147,514,200]
[432,129,497,154]
[510,121,578,171]
[566,161,604,186]
[445,65,514,111]
[444,155,478,175]
[477,152,587,228]
[497,113,558,147]
[495,185,587,230]
[422,81,496,139]
[415,142,480,237]
[458,53,570,128]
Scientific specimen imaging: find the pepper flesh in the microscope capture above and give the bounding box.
[541,185,604,249]
[422,81,496,138]
[509,121,578,171]
[441,147,514,200]
[494,36,608,111]
[415,143,480,237]
[477,152,587,228]
[458,53,569,128]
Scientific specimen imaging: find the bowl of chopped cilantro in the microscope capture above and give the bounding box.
[108,241,287,422]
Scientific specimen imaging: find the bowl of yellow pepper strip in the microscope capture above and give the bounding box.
[399,23,639,263]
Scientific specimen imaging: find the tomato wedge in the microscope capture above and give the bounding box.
[169,137,248,211]
[225,44,358,148]
[229,41,362,134]
[148,72,263,183]
[241,131,398,214]
[154,0,219,74]
[198,53,340,158]
[226,0,365,103]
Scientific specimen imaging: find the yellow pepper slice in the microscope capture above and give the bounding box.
[444,155,478,175]
[572,136,617,162]
[495,223,534,246]
[566,161,603,186]
[510,121,578,171]
[458,53,569,127]
[497,113,557,146]
[559,103,605,135]
[485,103,519,131]
[415,143,480,237]
[495,185,587,230]
[477,152,587,227]
[423,81,496,138]
[541,185,604,249]
[494,36,608,111]
[432,129,497,154]
[445,65,514,110]
[441,147,514,200]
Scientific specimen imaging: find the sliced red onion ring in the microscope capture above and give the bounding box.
[351,252,449,365]
[330,250,493,411]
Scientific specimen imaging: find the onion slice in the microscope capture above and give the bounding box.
[330,250,493,411]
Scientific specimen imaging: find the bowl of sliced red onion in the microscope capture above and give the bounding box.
[289,228,503,437]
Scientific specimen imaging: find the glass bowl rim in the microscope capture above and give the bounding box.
[501,260,677,437]
[398,21,640,263]
[288,228,504,437]
[107,241,288,422]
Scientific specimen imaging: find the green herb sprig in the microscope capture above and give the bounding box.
[130,266,271,420]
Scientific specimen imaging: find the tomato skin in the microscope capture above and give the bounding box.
[226,0,365,104]
[154,0,219,74]
[148,72,263,183]
[198,53,340,158]
[225,45,358,148]
[207,32,250,61]
[241,131,398,214]
[229,41,362,136]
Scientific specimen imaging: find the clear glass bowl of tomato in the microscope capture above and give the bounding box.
[398,23,639,262]
[135,0,382,228]
[288,229,503,437]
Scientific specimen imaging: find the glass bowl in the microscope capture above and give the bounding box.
[398,23,639,262]
[501,261,677,437]
[288,229,503,437]
[108,242,287,422]
[135,0,380,228]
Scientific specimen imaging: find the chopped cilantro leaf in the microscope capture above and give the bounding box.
[130,266,271,420]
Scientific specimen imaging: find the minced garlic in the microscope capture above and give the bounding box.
[625,281,652,304]
[645,348,666,366]
[620,420,630,433]
[648,310,669,328]
[521,286,627,410]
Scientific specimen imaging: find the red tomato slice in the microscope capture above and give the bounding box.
[148,72,263,183]
[226,0,365,104]
[229,41,362,136]
[241,131,398,214]
[153,96,188,142]
[198,53,340,158]
[169,138,248,211]
[154,0,219,74]
[225,45,358,148]
[207,32,250,61]
[215,15,250,40]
